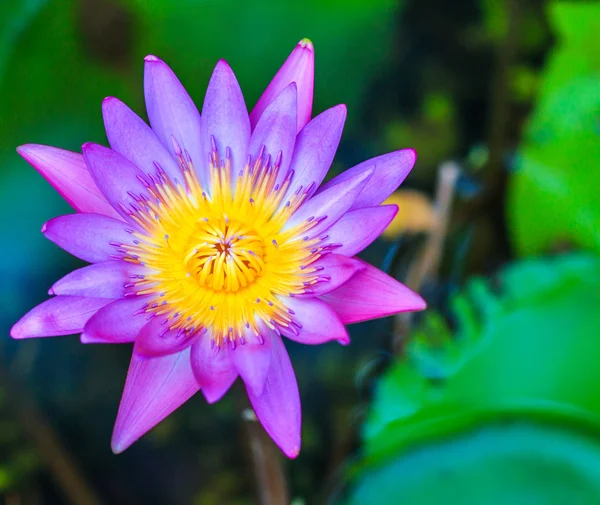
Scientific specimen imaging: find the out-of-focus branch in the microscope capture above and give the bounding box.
[485,0,520,185]
[242,409,289,505]
[393,162,460,353]
[0,365,105,505]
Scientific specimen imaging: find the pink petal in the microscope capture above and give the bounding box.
[16,144,119,218]
[248,83,297,187]
[202,60,251,177]
[143,55,206,185]
[320,261,426,324]
[134,317,196,357]
[82,296,150,344]
[325,205,398,257]
[190,337,237,404]
[42,213,134,263]
[230,325,272,397]
[246,333,301,458]
[250,38,314,133]
[317,149,417,211]
[102,97,182,183]
[281,297,349,345]
[50,261,143,299]
[82,143,150,221]
[285,167,374,238]
[111,348,199,453]
[11,296,112,339]
[284,104,346,200]
[301,254,365,296]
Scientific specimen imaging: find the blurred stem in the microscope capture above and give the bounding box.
[242,408,289,505]
[485,0,520,184]
[0,365,105,505]
[393,162,460,353]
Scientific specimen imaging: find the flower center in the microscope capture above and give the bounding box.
[182,219,266,292]
[120,145,333,345]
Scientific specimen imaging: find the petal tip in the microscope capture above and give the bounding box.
[299,38,314,50]
[144,54,161,63]
[40,221,48,233]
[16,144,34,159]
[9,322,25,340]
[285,445,301,459]
[110,437,128,455]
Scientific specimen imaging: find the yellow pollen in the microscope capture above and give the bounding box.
[122,149,328,345]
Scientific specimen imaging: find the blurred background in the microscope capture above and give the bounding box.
[1,0,600,503]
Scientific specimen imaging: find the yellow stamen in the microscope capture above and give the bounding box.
[122,151,327,345]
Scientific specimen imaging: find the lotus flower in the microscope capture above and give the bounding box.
[11,39,425,457]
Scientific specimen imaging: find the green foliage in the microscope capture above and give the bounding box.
[507,1,600,256]
[343,253,600,503]
[119,0,398,122]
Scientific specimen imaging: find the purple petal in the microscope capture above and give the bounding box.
[320,261,426,324]
[202,60,251,177]
[248,83,297,186]
[284,104,346,200]
[82,143,151,222]
[230,325,272,396]
[134,317,196,357]
[317,149,417,211]
[17,145,119,218]
[50,261,144,299]
[246,333,301,458]
[102,97,182,183]
[251,38,314,133]
[285,167,374,238]
[111,348,199,453]
[42,213,134,263]
[301,254,365,296]
[190,336,237,404]
[11,296,112,339]
[281,297,349,345]
[82,296,150,344]
[325,205,398,257]
[143,55,206,185]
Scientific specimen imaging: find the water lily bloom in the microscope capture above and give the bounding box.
[11,39,425,457]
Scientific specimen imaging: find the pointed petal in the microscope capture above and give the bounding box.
[301,254,365,296]
[230,326,272,396]
[50,261,144,299]
[11,296,112,339]
[82,143,150,221]
[325,205,398,257]
[16,144,119,218]
[284,104,346,200]
[320,261,426,324]
[134,317,196,357]
[202,60,251,176]
[285,167,374,238]
[281,297,349,345]
[111,348,199,453]
[82,296,150,344]
[102,97,182,182]
[248,83,297,186]
[246,333,301,458]
[42,213,134,263]
[317,149,417,211]
[143,55,206,185]
[251,39,314,133]
[190,337,237,404]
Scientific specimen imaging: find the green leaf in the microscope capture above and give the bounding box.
[346,253,600,503]
[507,1,600,256]
[0,0,48,85]
[345,422,600,505]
